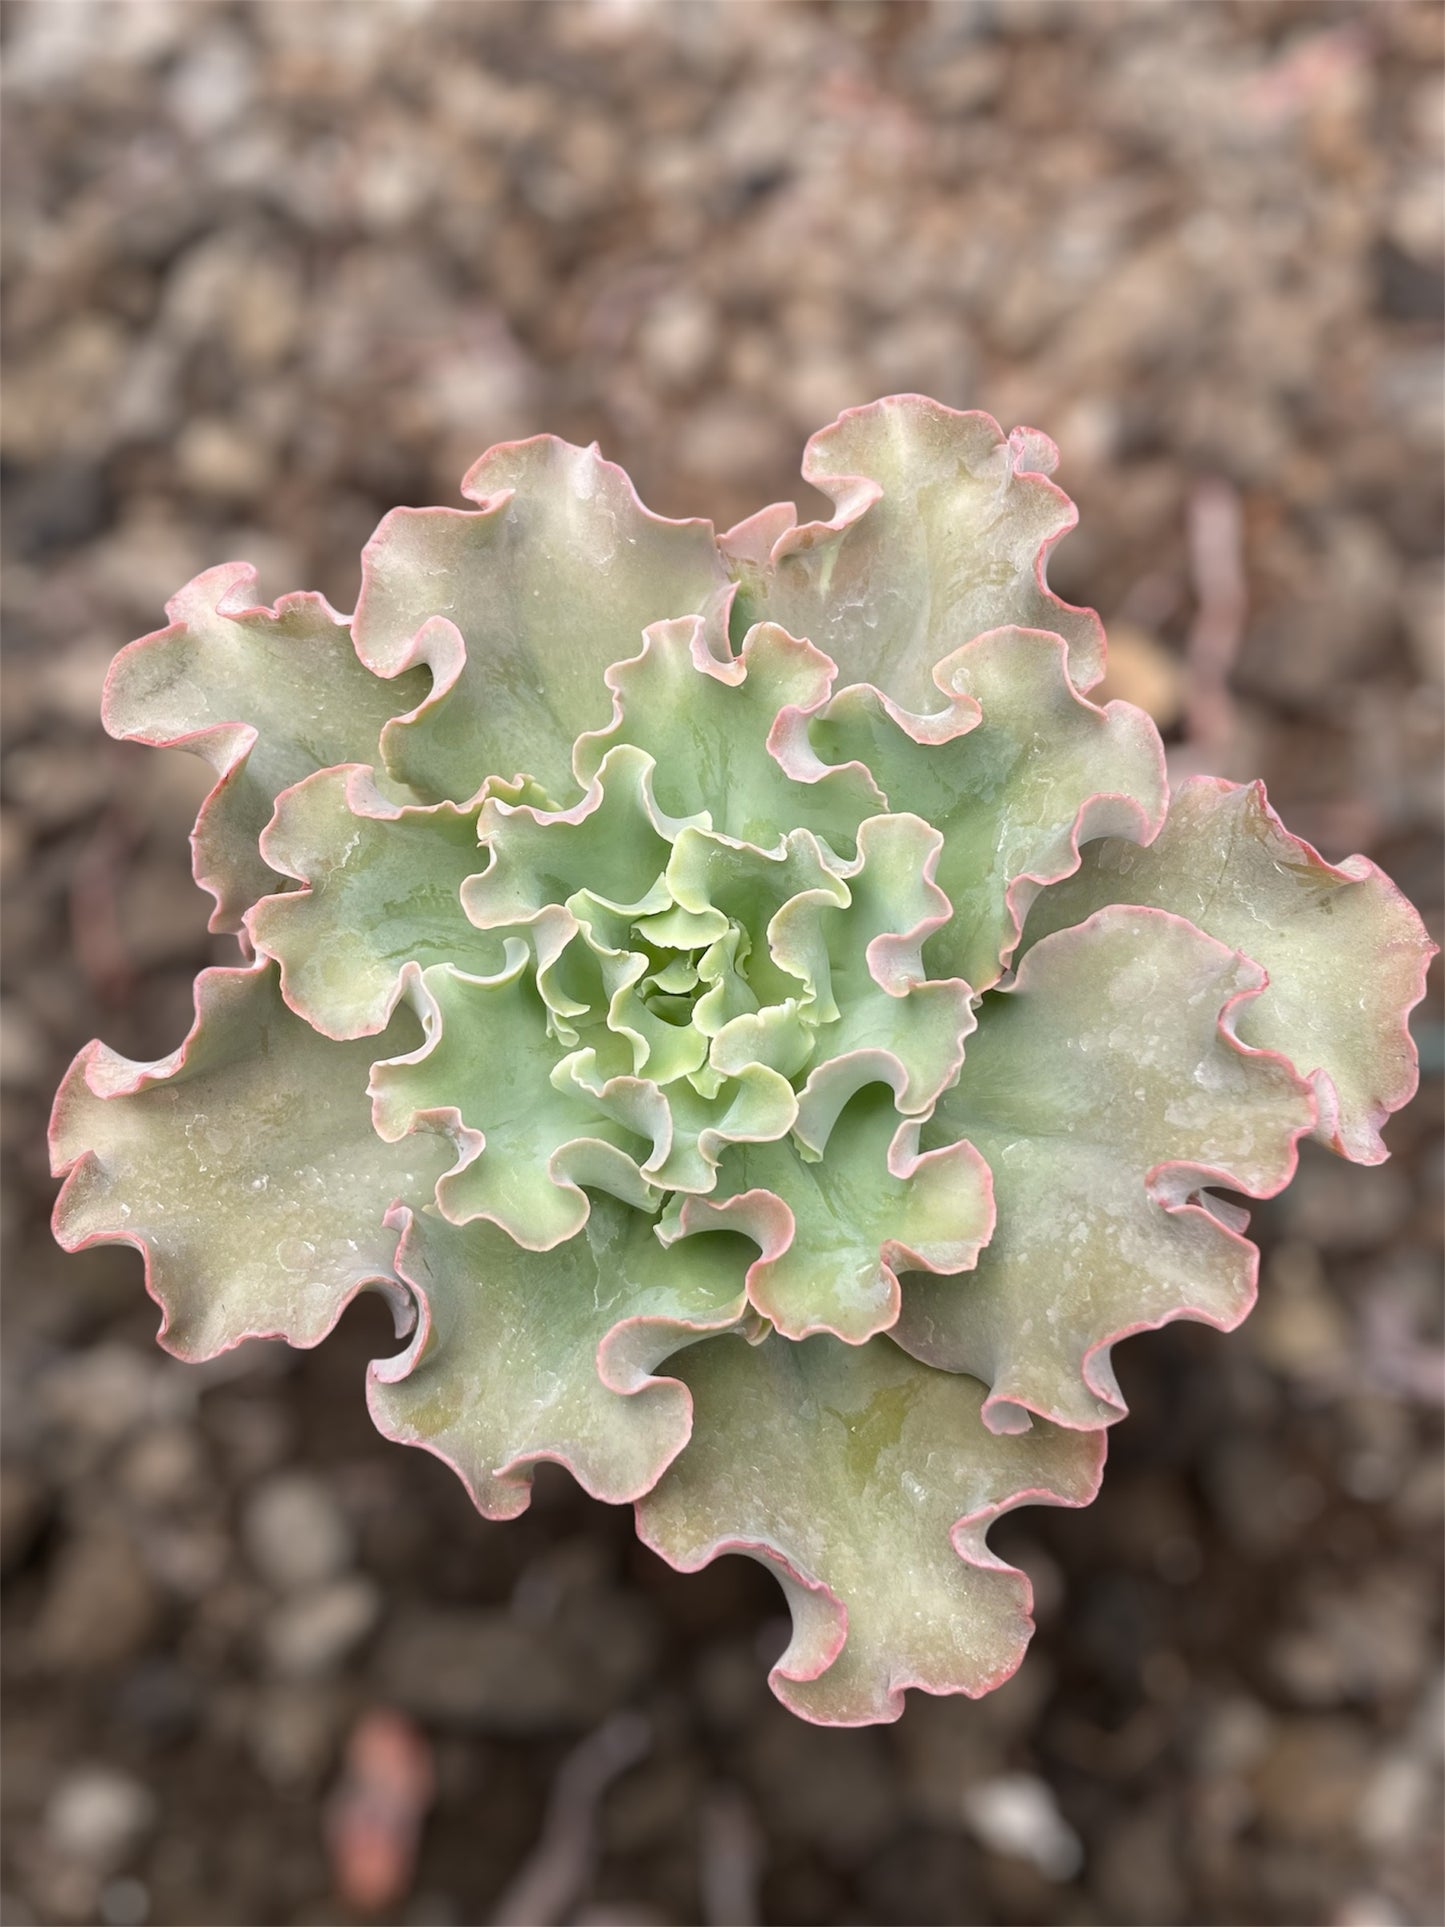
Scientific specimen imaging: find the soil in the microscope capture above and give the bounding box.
[2,4,1441,1925]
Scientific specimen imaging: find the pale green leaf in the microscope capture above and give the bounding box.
[671,1086,994,1344]
[49,964,450,1359]
[1018,778,1437,1163]
[728,398,1105,716]
[803,629,1166,992]
[369,959,664,1250]
[353,438,732,805]
[370,1199,753,1518]
[637,1330,1103,1724]
[248,765,516,1038]
[574,617,879,854]
[103,563,428,931]
[896,907,1315,1431]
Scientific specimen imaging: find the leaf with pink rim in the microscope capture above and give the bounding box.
[572,615,879,856]
[635,1329,1104,1725]
[352,435,734,808]
[247,764,525,1040]
[895,905,1317,1434]
[724,395,1106,716]
[49,963,450,1361]
[666,1085,995,1345]
[368,1198,755,1521]
[1019,776,1438,1165]
[790,626,1169,995]
[102,563,430,935]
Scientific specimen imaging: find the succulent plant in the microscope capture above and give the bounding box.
[52,398,1433,1725]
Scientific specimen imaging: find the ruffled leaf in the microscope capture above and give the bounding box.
[248,765,527,1039]
[670,1086,994,1344]
[370,959,665,1250]
[49,964,450,1359]
[462,742,683,932]
[896,907,1315,1432]
[773,812,976,1121]
[103,563,428,932]
[726,398,1105,719]
[636,1330,1103,1724]
[353,437,732,806]
[574,617,879,855]
[794,629,1167,993]
[370,1199,754,1519]
[1019,778,1437,1164]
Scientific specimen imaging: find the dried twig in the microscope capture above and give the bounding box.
[490,1711,652,1927]
[1181,477,1246,771]
[700,1783,763,1927]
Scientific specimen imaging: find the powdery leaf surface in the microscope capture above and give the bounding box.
[636,1330,1103,1724]
[574,616,879,855]
[370,959,666,1251]
[50,964,450,1360]
[670,1086,993,1344]
[727,398,1105,718]
[103,564,428,933]
[896,907,1316,1433]
[370,1200,752,1519]
[1019,778,1436,1164]
[353,438,732,806]
[795,628,1167,993]
[249,766,513,1039]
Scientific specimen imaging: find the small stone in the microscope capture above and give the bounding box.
[263,1576,381,1679]
[637,290,717,388]
[248,1682,346,1788]
[1092,622,1185,729]
[116,1425,206,1510]
[242,1471,353,1592]
[45,1767,156,1872]
[39,1344,188,1452]
[376,1608,587,1735]
[1358,1753,1434,1852]
[33,1526,161,1673]
[174,417,272,500]
[1334,1895,1408,1927]
[0,1460,49,1575]
[960,1773,1084,1882]
[99,1876,151,1927]
[1252,1718,1373,1841]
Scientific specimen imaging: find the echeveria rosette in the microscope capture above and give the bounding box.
[50,398,1435,1728]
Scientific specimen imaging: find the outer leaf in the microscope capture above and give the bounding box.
[725,397,1105,719]
[103,563,428,933]
[352,437,733,806]
[636,1331,1104,1725]
[248,765,520,1039]
[791,628,1167,993]
[669,1087,994,1345]
[369,1200,754,1519]
[49,964,450,1360]
[1019,777,1437,1164]
[896,907,1315,1433]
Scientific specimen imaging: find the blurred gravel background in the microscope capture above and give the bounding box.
[2,3,1441,1924]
